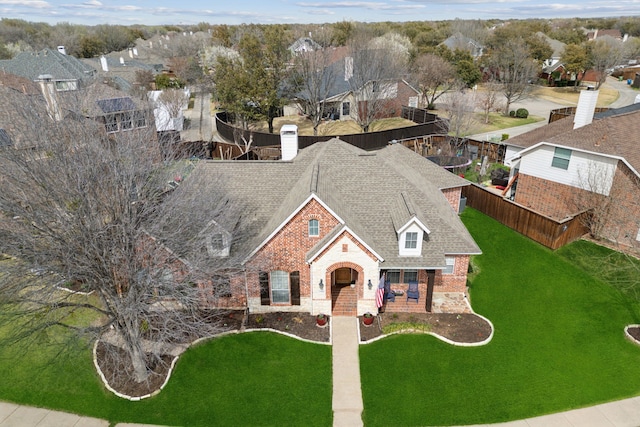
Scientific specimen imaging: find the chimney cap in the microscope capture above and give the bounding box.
[37,74,54,81]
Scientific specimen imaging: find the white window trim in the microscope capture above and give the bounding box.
[270,270,290,304]
[443,257,455,275]
[309,219,319,237]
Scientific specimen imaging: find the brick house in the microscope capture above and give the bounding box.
[289,54,421,122]
[504,90,640,246]
[180,137,480,316]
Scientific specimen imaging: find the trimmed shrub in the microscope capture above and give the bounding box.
[509,110,516,117]
[515,108,529,118]
[501,133,509,141]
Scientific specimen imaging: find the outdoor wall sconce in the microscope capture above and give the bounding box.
[319,279,324,290]
[367,279,373,290]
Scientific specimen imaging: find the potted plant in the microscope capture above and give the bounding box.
[363,312,374,326]
[316,313,328,327]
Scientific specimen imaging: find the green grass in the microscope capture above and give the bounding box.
[0,331,332,426]
[360,208,640,426]
[3,209,640,426]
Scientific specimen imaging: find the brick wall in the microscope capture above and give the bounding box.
[515,168,640,246]
[441,187,462,213]
[514,173,592,219]
[600,165,640,244]
[245,198,340,310]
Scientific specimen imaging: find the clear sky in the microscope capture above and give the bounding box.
[1,0,639,27]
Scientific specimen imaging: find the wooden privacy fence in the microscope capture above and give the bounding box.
[462,184,590,250]
[215,111,445,151]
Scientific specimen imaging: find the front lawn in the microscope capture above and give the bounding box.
[360,208,640,426]
[0,331,332,426]
[2,208,640,426]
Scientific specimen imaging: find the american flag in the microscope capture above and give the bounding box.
[375,275,385,308]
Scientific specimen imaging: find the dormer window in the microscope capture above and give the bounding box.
[308,219,319,236]
[398,220,429,257]
[405,232,418,249]
[203,220,231,258]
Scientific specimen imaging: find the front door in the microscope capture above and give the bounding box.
[331,267,357,316]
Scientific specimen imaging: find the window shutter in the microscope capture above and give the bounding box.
[259,271,270,305]
[290,271,300,306]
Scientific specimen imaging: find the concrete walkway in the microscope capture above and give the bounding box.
[179,90,213,143]
[331,316,364,427]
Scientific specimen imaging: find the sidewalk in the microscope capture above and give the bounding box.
[331,316,364,427]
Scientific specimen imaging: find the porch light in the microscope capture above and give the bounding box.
[319,279,324,290]
[367,279,373,290]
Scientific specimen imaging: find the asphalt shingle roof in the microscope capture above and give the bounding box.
[0,49,95,83]
[506,108,640,174]
[182,139,480,270]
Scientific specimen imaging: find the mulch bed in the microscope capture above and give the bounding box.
[97,310,491,398]
[627,326,640,343]
[246,312,330,342]
[359,312,492,343]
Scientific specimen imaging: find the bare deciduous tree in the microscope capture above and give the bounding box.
[158,88,189,121]
[441,85,477,152]
[486,38,538,115]
[476,80,504,124]
[290,49,338,136]
[411,53,457,109]
[346,27,408,132]
[0,88,247,387]
[589,36,624,89]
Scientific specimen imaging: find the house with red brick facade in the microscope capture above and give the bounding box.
[503,91,640,247]
[182,138,480,317]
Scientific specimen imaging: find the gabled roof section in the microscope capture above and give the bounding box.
[306,225,384,264]
[289,37,321,53]
[390,192,430,235]
[507,109,640,177]
[183,138,480,269]
[0,49,95,84]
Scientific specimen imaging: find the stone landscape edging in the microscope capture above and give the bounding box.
[624,324,640,345]
[93,327,331,400]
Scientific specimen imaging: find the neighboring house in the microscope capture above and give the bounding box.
[0,73,52,149]
[289,55,421,121]
[0,48,96,91]
[504,90,640,246]
[83,55,163,92]
[440,33,484,58]
[177,137,481,316]
[55,81,155,137]
[538,32,568,85]
[289,37,322,55]
[587,29,624,41]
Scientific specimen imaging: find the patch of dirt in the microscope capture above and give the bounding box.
[627,326,640,343]
[95,341,174,398]
[359,312,492,343]
[247,312,330,343]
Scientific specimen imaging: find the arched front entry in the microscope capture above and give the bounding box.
[327,262,363,316]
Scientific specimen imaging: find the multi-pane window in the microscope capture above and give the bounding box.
[104,111,147,133]
[308,219,319,236]
[551,147,571,170]
[342,102,350,116]
[403,270,418,283]
[270,270,289,303]
[386,269,401,284]
[405,232,418,249]
[443,257,455,275]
